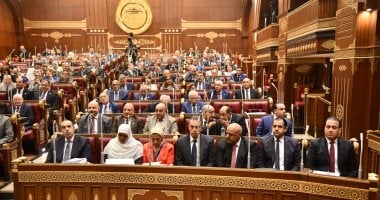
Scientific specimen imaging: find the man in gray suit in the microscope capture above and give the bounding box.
[46,120,91,163]
[175,117,215,166]
[143,103,178,134]
[0,114,13,145]
[259,117,301,171]
[77,101,112,134]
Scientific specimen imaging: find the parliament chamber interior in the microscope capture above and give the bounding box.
[0,0,379,199]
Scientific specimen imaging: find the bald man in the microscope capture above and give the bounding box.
[215,123,262,168]
[143,103,178,134]
[113,103,144,134]
[77,101,112,134]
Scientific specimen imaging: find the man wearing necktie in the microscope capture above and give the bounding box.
[259,117,300,171]
[9,94,34,131]
[181,91,205,114]
[210,80,230,100]
[77,101,112,134]
[11,77,34,100]
[215,123,262,168]
[45,120,92,163]
[307,117,358,177]
[112,103,144,134]
[235,78,259,100]
[175,117,215,166]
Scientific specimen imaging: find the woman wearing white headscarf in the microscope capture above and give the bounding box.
[104,124,143,164]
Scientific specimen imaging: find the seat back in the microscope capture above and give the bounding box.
[212,100,241,113]
[242,100,269,113]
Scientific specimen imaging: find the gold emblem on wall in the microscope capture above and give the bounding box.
[187,32,236,43]
[31,31,82,43]
[116,0,153,35]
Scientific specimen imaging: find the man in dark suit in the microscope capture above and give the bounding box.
[199,104,219,135]
[9,94,34,131]
[216,123,262,168]
[256,102,292,137]
[98,92,120,113]
[307,117,358,177]
[11,77,34,100]
[108,80,128,101]
[184,65,197,82]
[77,100,112,134]
[230,66,247,82]
[194,72,210,91]
[19,45,30,61]
[259,117,301,171]
[134,85,155,100]
[46,120,91,163]
[213,106,248,136]
[235,78,259,99]
[143,95,174,113]
[0,102,14,146]
[181,90,205,114]
[40,79,58,136]
[113,103,144,134]
[175,117,215,166]
[209,80,230,100]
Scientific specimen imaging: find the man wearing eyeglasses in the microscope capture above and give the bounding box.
[255,102,292,137]
[46,120,91,163]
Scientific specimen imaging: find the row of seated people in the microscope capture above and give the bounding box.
[74,99,270,137]
[45,117,359,179]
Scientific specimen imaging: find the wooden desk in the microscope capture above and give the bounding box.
[12,164,376,200]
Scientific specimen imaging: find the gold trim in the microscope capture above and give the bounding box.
[256,38,279,50]
[128,189,183,200]
[321,40,335,50]
[23,18,87,31]
[31,31,82,43]
[368,139,380,152]
[115,0,153,34]
[287,18,336,41]
[187,32,236,43]
[18,171,368,200]
[181,19,242,31]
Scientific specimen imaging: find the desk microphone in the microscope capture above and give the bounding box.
[244,112,251,169]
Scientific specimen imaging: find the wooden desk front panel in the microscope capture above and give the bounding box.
[13,165,371,200]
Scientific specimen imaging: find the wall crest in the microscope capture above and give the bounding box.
[115,0,153,35]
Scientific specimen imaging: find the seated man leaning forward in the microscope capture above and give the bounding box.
[45,120,92,163]
[104,124,143,164]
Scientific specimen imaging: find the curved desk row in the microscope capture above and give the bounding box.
[12,164,378,200]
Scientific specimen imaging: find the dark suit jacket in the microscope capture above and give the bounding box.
[235,88,259,99]
[307,137,358,177]
[175,134,215,166]
[209,90,231,100]
[230,73,248,82]
[77,114,112,134]
[213,114,248,136]
[99,102,121,113]
[181,101,205,114]
[143,102,174,113]
[8,104,34,131]
[113,115,144,134]
[44,90,59,111]
[259,135,301,171]
[134,93,155,100]
[45,135,92,163]
[108,89,128,101]
[0,115,14,145]
[194,81,211,90]
[11,88,34,100]
[255,115,292,137]
[216,137,261,168]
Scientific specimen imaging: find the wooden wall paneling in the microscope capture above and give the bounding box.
[24,186,37,200]
[90,187,102,200]
[61,187,84,199]
[0,0,17,58]
[191,189,203,200]
[84,0,107,29]
[42,186,54,200]
[108,187,119,200]
[210,190,222,200]
[230,192,255,200]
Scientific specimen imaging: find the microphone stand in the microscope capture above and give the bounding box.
[172,88,175,114]
[53,133,57,163]
[244,112,251,169]
[138,88,141,113]
[241,85,244,114]
[8,48,15,61]
[358,132,363,179]
[262,68,265,99]
[100,113,104,164]
[301,125,309,171]
[148,141,152,166]
[291,104,295,138]
[271,82,279,103]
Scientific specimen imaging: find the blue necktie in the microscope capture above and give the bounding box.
[191,139,197,166]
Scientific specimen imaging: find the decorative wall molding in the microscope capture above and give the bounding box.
[256,39,279,51]
[287,18,336,41]
[30,31,82,43]
[187,31,236,43]
[23,18,87,31]
[181,19,242,31]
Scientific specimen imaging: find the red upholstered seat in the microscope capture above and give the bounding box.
[22,100,45,154]
[72,76,86,91]
[212,100,241,113]
[242,100,269,113]
[251,117,262,136]
[0,91,8,100]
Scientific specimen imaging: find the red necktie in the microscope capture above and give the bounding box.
[329,141,335,172]
[15,106,20,113]
[231,145,237,168]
